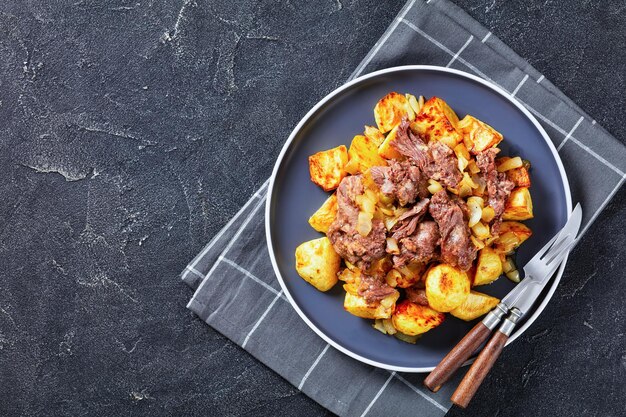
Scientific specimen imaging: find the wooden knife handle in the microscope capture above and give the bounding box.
[451,330,509,408]
[423,321,492,392]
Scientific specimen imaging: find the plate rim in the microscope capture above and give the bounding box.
[265,65,572,373]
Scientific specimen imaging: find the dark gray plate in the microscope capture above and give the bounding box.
[266,66,571,372]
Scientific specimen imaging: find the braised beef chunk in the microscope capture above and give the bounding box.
[406,221,440,262]
[393,220,440,267]
[391,119,430,169]
[390,119,462,189]
[369,119,433,206]
[327,176,386,267]
[334,174,363,230]
[391,199,430,240]
[476,149,515,234]
[394,160,429,205]
[357,272,396,304]
[371,160,429,206]
[391,120,463,188]
[429,190,476,271]
[370,166,394,195]
[405,285,429,306]
[425,141,462,188]
[329,220,387,267]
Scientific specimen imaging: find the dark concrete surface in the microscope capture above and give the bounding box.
[0,0,623,416]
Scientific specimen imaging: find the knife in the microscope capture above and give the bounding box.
[424,204,582,407]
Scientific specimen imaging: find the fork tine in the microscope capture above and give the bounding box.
[542,233,572,262]
[529,234,559,264]
[527,204,582,268]
[532,238,577,282]
[546,236,579,266]
[523,204,582,281]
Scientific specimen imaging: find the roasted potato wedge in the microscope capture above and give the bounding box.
[411,97,462,149]
[308,193,338,234]
[493,221,532,254]
[377,124,405,160]
[450,291,500,321]
[363,125,385,147]
[503,187,534,220]
[308,145,349,191]
[458,115,503,154]
[425,264,471,312]
[295,237,341,291]
[374,92,413,133]
[344,290,400,319]
[506,165,531,187]
[392,300,445,336]
[344,134,388,175]
[473,247,503,286]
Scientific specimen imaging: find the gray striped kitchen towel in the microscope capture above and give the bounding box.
[182,1,626,416]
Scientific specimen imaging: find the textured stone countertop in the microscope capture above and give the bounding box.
[0,0,624,416]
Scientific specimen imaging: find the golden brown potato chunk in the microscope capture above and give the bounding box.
[308,193,338,234]
[450,291,500,321]
[425,264,471,312]
[295,237,341,291]
[458,115,503,154]
[506,165,531,188]
[473,247,503,286]
[344,290,400,319]
[363,125,386,147]
[377,124,405,160]
[392,300,445,336]
[308,145,349,191]
[344,134,388,175]
[411,97,462,149]
[493,221,533,254]
[374,92,412,133]
[503,187,534,220]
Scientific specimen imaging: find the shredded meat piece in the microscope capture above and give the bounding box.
[391,199,430,240]
[405,285,429,306]
[357,272,396,304]
[389,119,461,189]
[371,160,429,206]
[476,149,515,234]
[327,176,386,267]
[393,220,440,267]
[368,119,430,207]
[334,174,363,227]
[394,161,428,205]
[391,119,430,169]
[425,142,462,188]
[370,165,394,195]
[428,190,476,271]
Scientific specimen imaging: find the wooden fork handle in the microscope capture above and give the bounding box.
[450,330,508,408]
[424,303,508,392]
[423,322,492,392]
[451,308,522,408]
